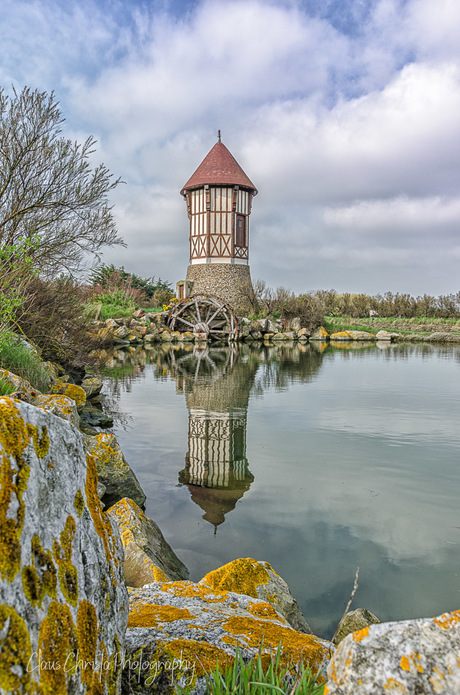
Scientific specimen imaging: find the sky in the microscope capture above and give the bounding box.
[1,0,460,296]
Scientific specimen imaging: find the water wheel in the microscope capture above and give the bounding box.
[167,294,240,341]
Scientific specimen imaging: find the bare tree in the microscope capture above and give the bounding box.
[0,86,124,275]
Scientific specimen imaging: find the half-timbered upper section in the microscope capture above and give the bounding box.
[181,140,257,266]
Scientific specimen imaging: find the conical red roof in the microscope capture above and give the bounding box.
[181,141,257,195]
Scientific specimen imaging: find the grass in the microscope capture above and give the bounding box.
[0,374,15,396]
[178,645,325,695]
[0,329,51,392]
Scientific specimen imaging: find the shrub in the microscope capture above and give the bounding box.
[153,287,175,308]
[0,330,50,392]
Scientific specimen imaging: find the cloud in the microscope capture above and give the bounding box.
[1,0,460,292]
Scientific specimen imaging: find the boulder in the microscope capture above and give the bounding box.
[107,498,189,587]
[49,378,87,409]
[329,331,374,341]
[81,377,103,398]
[113,325,131,340]
[376,330,399,341]
[34,394,80,427]
[84,433,146,508]
[333,608,380,645]
[310,326,330,341]
[144,329,160,343]
[325,610,460,694]
[123,580,331,693]
[133,309,146,318]
[0,397,128,694]
[160,330,173,341]
[199,557,311,634]
[289,317,302,331]
[0,368,40,401]
[427,332,455,342]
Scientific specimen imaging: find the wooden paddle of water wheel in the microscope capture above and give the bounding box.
[166,294,240,341]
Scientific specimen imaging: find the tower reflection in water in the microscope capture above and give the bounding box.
[173,346,256,532]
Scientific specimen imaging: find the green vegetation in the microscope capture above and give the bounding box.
[0,374,15,396]
[89,264,172,300]
[179,646,324,695]
[0,330,50,392]
[323,315,460,337]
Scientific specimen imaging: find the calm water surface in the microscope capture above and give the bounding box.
[101,341,460,638]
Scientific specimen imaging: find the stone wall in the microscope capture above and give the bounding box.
[185,262,253,315]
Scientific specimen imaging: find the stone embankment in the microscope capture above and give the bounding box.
[1,353,459,693]
[93,310,460,347]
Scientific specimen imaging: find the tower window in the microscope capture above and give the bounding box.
[235,215,246,247]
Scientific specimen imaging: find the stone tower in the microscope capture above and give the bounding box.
[180,136,257,314]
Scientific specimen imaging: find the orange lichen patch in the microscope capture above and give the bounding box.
[433,610,460,630]
[200,558,270,598]
[38,600,79,694]
[159,580,230,603]
[0,399,31,582]
[128,603,197,628]
[77,600,98,687]
[400,652,424,674]
[22,535,57,607]
[352,626,370,642]
[0,397,30,458]
[383,677,408,693]
[247,601,281,621]
[85,453,120,581]
[430,666,447,691]
[0,603,33,693]
[53,515,78,607]
[50,379,86,408]
[73,489,85,517]
[222,616,328,675]
[27,423,50,458]
[144,639,234,685]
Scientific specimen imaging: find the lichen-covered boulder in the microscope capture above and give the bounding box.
[107,497,189,587]
[49,378,87,409]
[84,433,146,508]
[124,580,332,693]
[310,326,330,341]
[333,608,380,645]
[81,377,103,398]
[325,610,460,694]
[199,558,311,634]
[376,330,399,341]
[0,397,128,694]
[33,394,80,427]
[329,331,374,341]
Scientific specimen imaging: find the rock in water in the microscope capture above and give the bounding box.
[108,497,189,587]
[0,397,128,694]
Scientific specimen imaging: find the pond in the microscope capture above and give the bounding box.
[101,341,460,639]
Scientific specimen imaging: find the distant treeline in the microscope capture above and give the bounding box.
[314,289,460,319]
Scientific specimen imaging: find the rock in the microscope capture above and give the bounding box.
[199,557,311,634]
[177,331,195,341]
[144,329,160,342]
[84,433,146,508]
[170,331,182,341]
[34,394,80,427]
[427,332,454,342]
[79,404,114,429]
[0,368,40,400]
[123,579,331,693]
[273,331,296,341]
[250,329,263,339]
[376,330,399,341]
[160,330,173,341]
[310,326,330,341]
[133,309,146,318]
[333,608,380,645]
[113,325,131,340]
[297,327,311,339]
[81,377,103,398]
[0,397,128,693]
[330,331,374,341]
[49,378,87,409]
[289,317,302,331]
[325,610,460,694]
[105,318,118,328]
[107,498,189,587]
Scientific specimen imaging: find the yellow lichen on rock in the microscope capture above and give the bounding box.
[128,603,197,628]
[53,515,79,607]
[0,603,33,693]
[50,379,86,409]
[37,600,79,694]
[200,557,270,597]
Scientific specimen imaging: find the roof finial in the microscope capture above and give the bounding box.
[217,129,221,143]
